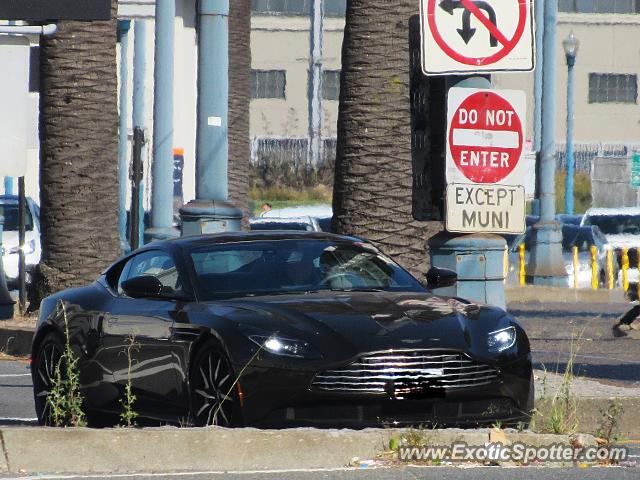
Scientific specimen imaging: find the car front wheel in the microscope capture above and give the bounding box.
[189,341,240,427]
[32,333,64,426]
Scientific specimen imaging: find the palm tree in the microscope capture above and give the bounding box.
[332,0,442,277]
[33,1,120,303]
[228,0,252,226]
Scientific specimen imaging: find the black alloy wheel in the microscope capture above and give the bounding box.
[189,341,239,427]
[33,333,64,426]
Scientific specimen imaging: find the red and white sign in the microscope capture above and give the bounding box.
[420,0,534,75]
[446,88,526,185]
[445,88,527,234]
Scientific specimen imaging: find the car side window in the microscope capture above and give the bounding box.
[118,250,183,296]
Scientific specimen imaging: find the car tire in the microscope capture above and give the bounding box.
[189,341,241,427]
[32,332,64,426]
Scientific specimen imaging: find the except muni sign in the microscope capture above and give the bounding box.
[0,0,111,21]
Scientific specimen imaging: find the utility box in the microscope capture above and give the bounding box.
[180,200,243,236]
[428,232,507,309]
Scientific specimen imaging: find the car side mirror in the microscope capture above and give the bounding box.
[121,275,163,299]
[425,267,458,289]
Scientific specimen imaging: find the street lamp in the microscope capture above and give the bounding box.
[563,32,580,215]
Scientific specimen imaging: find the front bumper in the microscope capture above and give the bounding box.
[235,354,532,428]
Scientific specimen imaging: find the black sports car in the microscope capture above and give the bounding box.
[32,231,533,428]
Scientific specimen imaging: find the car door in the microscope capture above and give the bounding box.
[96,249,189,420]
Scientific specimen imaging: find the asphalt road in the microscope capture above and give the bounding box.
[0,467,638,480]
[0,358,36,425]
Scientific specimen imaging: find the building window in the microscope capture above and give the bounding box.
[559,0,640,13]
[322,70,340,101]
[324,0,347,17]
[588,73,638,104]
[251,0,346,17]
[251,70,286,99]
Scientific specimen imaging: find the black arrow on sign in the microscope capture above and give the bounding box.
[439,0,499,48]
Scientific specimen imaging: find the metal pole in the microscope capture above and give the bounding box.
[117,20,131,253]
[308,0,324,168]
[180,0,242,235]
[196,0,229,201]
[3,177,13,195]
[533,0,544,153]
[147,0,179,242]
[133,19,147,248]
[565,54,575,215]
[527,0,567,285]
[17,176,25,313]
[531,0,544,216]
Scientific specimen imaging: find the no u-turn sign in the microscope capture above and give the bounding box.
[420,0,534,75]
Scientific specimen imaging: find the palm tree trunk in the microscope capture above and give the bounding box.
[333,0,442,277]
[32,0,120,305]
[228,0,251,227]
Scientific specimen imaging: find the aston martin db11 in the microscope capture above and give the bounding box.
[32,231,533,427]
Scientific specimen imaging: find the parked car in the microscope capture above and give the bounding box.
[32,232,532,428]
[258,204,333,232]
[0,195,41,289]
[506,224,615,288]
[525,214,583,227]
[581,207,640,291]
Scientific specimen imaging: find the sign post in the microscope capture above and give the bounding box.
[420,0,534,75]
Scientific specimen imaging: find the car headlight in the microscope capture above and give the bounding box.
[248,335,321,359]
[488,326,516,353]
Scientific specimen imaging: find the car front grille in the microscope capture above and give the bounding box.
[311,350,499,394]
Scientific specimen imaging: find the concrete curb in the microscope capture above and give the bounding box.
[0,326,33,357]
[506,286,628,304]
[0,427,595,474]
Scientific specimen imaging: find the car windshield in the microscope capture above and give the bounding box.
[584,215,640,235]
[189,239,426,300]
[0,203,34,231]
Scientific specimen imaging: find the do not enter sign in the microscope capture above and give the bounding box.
[446,88,526,185]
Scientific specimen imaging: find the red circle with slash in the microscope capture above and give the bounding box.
[427,0,527,66]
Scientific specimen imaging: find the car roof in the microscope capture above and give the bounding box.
[584,207,640,217]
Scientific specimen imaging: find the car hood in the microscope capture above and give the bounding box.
[213,291,509,361]
[1,230,38,250]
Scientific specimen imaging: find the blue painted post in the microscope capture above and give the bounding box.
[531,0,544,216]
[565,58,575,215]
[533,0,544,153]
[133,19,147,248]
[117,20,131,253]
[146,0,179,242]
[428,76,507,309]
[527,0,567,285]
[563,33,579,215]
[180,0,242,235]
[3,177,13,195]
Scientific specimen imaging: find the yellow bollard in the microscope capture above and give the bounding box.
[519,243,526,286]
[622,248,630,293]
[637,250,640,300]
[572,246,579,289]
[590,245,598,290]
[503,246,508,283]
[607,248,615,290]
